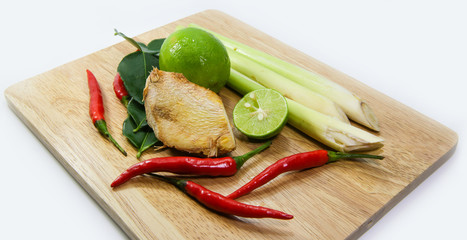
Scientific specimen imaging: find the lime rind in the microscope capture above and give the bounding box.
[159,27,230,93]
[233,89,288,139]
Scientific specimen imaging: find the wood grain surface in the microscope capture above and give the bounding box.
[4,10,458,240]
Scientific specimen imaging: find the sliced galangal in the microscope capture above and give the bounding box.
[143,68,236,157]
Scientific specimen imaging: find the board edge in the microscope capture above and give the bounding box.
[346,140,458,239]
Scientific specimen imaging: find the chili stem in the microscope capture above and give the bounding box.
[232,140,272,170]
[108,134,128,156]
[147,173,185,190]
[327,151,384,163]
[95,120,127,156]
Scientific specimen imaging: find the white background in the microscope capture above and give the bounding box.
[1,1,465,239]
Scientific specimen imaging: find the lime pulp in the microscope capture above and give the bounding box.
[233,89,288,139]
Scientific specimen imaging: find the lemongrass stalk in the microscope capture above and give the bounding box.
[229,69,384,152]
[228,69,264,94]
[189,24,380,131]
[226,48,349,124]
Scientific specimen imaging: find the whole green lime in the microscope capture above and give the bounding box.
[159,27,230,93]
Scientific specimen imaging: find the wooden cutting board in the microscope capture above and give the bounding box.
[4,10,458,240]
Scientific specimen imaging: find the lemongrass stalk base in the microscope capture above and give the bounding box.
[229,69,384,152]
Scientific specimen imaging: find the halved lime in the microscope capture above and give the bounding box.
[233,89,288,139]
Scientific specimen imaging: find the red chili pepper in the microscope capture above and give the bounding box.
[112,73,130,107]
[110,141,271,187]
[145,173,293,220]
[87,69,127,156]
[227,150,384,199]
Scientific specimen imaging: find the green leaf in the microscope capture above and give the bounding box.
[122,116,159,158]
[127,98,148,132]
[114,29,160,54]
[137,131,159,158]
[116,32,167,156]
[115,31,165,104]
[117,51,158,104]
[147,38,165,53]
